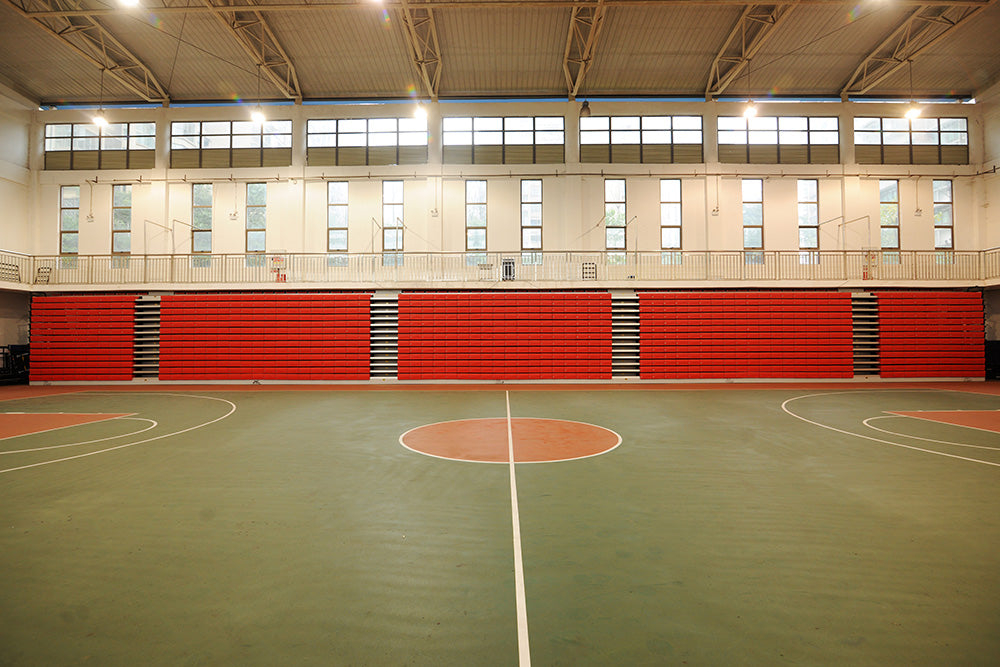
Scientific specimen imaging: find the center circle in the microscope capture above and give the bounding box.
[399,418,622,463]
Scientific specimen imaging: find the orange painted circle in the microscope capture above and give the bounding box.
[400,418,621,463]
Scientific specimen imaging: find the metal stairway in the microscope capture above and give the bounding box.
[851,292,880,376]
[370,291,399,379]
[610,290,641,378]
[133,295,161,379]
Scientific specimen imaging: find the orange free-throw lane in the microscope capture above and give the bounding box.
[400,418,621,463]
[890,410,1000,434]
[0,413,130,439]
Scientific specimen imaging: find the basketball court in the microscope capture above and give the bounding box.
[1,382,999,665]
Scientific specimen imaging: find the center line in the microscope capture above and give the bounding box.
[506,391,531,666]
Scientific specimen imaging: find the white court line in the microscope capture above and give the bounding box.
[781,391,1000,468]
[0,393,237,475]
[885,410,1000,437]
[0,417,158,454]
[863,415,1000,451]
[506,391,531,667]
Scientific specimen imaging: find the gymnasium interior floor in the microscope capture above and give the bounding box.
[1,382,998,665]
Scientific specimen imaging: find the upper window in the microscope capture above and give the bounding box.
[718,116,839,164]
[742,179,764,260]
[605,179,626,253]
[307,117,428,166]
[854,117,968,165]
[933,180,953,250]
[111,184,131,254]
[879,180,900,250]
[246,182,267,253]
[328,182,349,253]
[580,116,702,164]
[59,185,80,255]
[442,116,564,164]
[192,183,213,253]
[382,181,404,255]
[44,122,155,170]
[465,180,487,253]
[170,120,292,169]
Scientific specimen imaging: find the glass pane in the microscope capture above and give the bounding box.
[474,117,503,131]
[778,116,807,131]
[193,183,213,206]
[939,118,967,131]
[798,180,817,202]
[102,123,127,137]
[399,131,428,146]
[660,179,680,202]
[368,118,396,133]
[467,228,487,250]
[941,132,967,145]
[442,117,472,132]
[610,116,640,130]
[384,204,403,226]
[660,202,681,226]
[47,124,72,137]
[339,119,366,133]
[61,186,80,208]
[130,136,156,150]
[473,130,502,145]
[172,122,201,136]
[661,226,681,249]
[880,203,899,227]
[384,229,403,250]
[883,131,908,145]
[933,180,952,203]
[466,204,487,227]
[113,185,132,207]
[328,206,348,229]
[580,130,609,144]
[748,131,777,145]
[798,203,818,227]
[880,227,899,248]
[247,230,266,252]
[61,233,78,254]
[505,131,533,145]
[263,135,291,148]
[934,228,953,249]
[810,131,839,145]
[246,207,266,229]
[73,137,99,150]
[338,132,365,147]
[522,227,542,249]
[879,180,898,203]
[673,130,702,144]
[717,116,746,131]
[778,131,807,144]
[328,181,348,205]
[743,227,763,248]
[536,130,565,145]
[605,203,625,227]
[193,231,212,252]
[642,130,671,144]
[443,131,472,145]
[247,183,267,206]
[112,208,131,230]
[911,117,938,132]
[611,130,640,144]
[521,203,542,226]
[742,179,762,202]
[605,179,625,202]
[718,130,747,144]
[112,232,130,253]
[536,117,563,130]
[579,117,609,131]
[799,228,818,249]
[46,138,71,151]
[742,203,763,226]
[193,208,213,229]
[933,203,952,226]
[383,181,403,203]
[643,116,671,130]
[521,179,541,203]
[606,227,625,249]
[60,209,79,231]
[673,116,702,130]
[202,121,230,135]
[201,135,230,149]
[854,131,880,145]
[309,120,338,134]
[172,136,199,150]
[883,118,908,132]
[855,118,880,131]
[748,116,777,131]
[505,117,532,131]
[75,124,99,137]
[233,135,261,149]
[912,132,937,145]
[328,229,348,251]
[466,180,487,204]
[232,121,259,135]
[399,117,427,132]
[368,132,396,147]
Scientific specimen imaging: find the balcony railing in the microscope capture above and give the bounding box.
[2,248,999,288]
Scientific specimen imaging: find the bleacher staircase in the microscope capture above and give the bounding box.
[851,292,880,376]
[370,291,399,379]
[133,295,161,379]
[611,290,640,378]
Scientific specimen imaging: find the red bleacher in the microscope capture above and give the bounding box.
[397,292,612,380]
[639,291,854,379]
[159,292,371,381]
[30,294,137,382]
[878,291,984,378]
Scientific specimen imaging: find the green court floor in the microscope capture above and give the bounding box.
[1,386,999,666]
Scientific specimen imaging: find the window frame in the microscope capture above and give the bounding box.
[111,184,131,254]
[604,179,627,252]
[245,182,267,254]
[520,179,543,261]
[382,180,404,254]
[465,180,487,252]
[191,183,213,254]
[879,179,900,250]
[742,178,764,252]
[59,185,80,255]
[44,122,156,170]
[327,181,349,253]
[932,179,953,250]
[580,115,704,163]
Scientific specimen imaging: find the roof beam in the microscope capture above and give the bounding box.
[201,0,302,103]
[563,0,608,100]
[840,1,995,98]
[397,0,442,100]
[704,3,796,99]
[5,0,169,104]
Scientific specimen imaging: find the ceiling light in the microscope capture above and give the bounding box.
[414,103,427,121]
[580,100,591,118]
[743,101,757,118]
[903,58,920,120]
[251,107,265,125]
[119,0,140,6]
[93,67,107,128]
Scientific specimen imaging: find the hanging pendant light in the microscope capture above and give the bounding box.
[743,58,756,118]
[251,64,265,125]
[92,67,108,128]
[904,59,920,120]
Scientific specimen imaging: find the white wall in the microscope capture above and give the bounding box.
[0,84,33,254]
[15,98,996,258]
